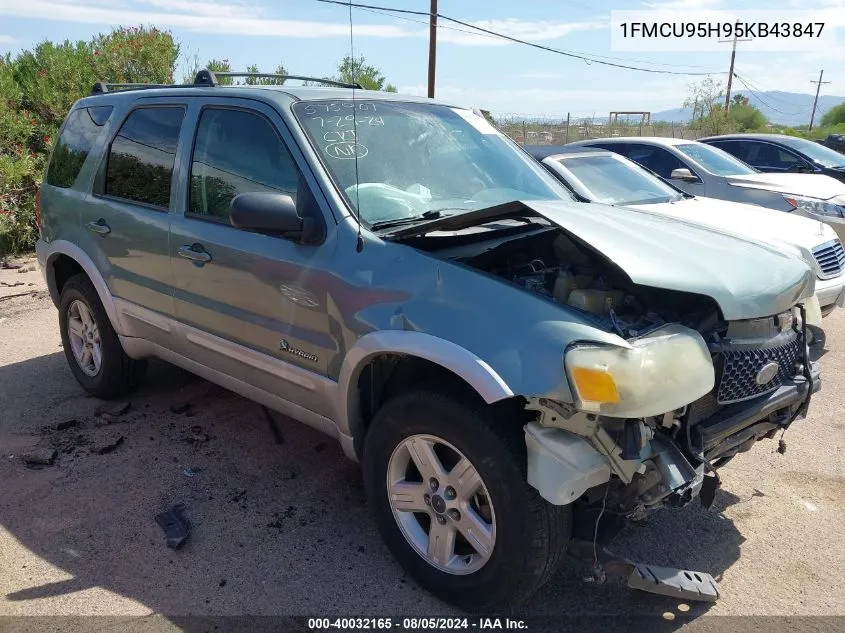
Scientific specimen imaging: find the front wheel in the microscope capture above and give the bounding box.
[363,390,572,609]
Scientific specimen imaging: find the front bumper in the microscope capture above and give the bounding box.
[814,273,845,314]
[695,363,820,461]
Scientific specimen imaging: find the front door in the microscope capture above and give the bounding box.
[168,98,338,419]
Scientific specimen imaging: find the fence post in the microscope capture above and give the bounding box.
[564,113,570,144]
[522,120,527,145]
[671,121,675,138]
[639,119,643,136]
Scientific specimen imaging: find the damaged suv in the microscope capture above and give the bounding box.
[37,72,820,609]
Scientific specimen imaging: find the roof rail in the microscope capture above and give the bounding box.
[90,69,364,96]
[199,70,363,89]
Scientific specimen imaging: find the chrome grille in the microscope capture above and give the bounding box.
[812,239,845,278]
[715,337,801,404]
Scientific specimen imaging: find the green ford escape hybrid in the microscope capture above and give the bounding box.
[37,71,820,608]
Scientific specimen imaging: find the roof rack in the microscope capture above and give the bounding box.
[90,69,362,95]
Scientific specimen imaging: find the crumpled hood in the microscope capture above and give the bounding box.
[629,197,837,276]
[525,200,814,320]
[727,172,845,201]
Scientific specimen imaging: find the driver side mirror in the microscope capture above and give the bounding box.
[670,168,700,183]
[229,192,322,244]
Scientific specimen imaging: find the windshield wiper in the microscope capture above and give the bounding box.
[369,209,444,231]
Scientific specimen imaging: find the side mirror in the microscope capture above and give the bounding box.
[229,192,321,243]
[670,168,700,183]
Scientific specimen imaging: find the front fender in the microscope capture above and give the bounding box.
[335,330,515,445]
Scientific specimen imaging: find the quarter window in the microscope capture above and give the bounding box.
[189,108,300,221]
[105,107,185,208]
[45,106,113,188]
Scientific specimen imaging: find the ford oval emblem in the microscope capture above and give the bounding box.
[755,361,780,386]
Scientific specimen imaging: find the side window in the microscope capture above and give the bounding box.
[105,106,185,208]
[625,145,686,179]
[45,106,114,188]
[189,108,300,222]
[744,142,801,169]
[711,140,747,162]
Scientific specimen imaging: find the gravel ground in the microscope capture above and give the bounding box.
[1,258,843,631]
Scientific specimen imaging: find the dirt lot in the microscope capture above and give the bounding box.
[1,258,844,630]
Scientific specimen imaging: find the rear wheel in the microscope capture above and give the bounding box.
[58,273,146,398]
[363,389,572,609]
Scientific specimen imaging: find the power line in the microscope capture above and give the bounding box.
[732,73,810,117]
[316,0,722,76]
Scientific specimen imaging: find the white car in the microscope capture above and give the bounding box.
[568,136,845,245]
[527,145,845,323]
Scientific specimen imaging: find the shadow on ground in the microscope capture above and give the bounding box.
[0,351,744,626]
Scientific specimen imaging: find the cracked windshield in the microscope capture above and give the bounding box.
[293,100,569,227]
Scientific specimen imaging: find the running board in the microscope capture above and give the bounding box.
[628,563,720,602]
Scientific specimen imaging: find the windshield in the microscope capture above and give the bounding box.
[292,100,572,226]
[558,154,683,205]
[777,136,845,168]
[676,143,758,176]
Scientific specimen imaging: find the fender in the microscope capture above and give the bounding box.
[335,330,515,452]
[36,239,127,335]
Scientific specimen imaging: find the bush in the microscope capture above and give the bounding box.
[820,102,845,128]
[0,27,179,256]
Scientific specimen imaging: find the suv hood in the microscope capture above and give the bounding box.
[727,172,845,200]
[628,197,837,279]
[387,199,814,320]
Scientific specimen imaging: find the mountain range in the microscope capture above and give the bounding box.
[651,90,845,127]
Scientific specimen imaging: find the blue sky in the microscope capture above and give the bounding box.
[1,0,843,118]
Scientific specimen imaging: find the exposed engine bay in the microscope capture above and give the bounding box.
[414,223,817,517]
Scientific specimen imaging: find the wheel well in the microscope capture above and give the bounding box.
[52,254,85,295]
[353,354,496,458]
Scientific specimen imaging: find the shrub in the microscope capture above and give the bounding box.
[0,27,179,256]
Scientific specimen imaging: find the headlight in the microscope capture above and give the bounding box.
[784,195,844,218]
[565,324,715,418]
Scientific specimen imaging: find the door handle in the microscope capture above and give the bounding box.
[178,244,212,265]
[86,219,111,236]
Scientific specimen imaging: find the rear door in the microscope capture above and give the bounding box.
[86,98,190,335]
[168,97,338,420]
[613,143,706,195]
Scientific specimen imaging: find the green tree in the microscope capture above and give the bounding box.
[684,78,734,135]
[206,58,232,85]
[334,55,397,91]
[820,102,845,127]
[244,62,288,86]
[0,26,179,254]
[730,102,767,131]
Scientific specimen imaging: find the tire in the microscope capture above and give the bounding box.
[363,389,572,610]
[58,273,146,398]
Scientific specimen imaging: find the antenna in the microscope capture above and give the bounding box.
[348,0,364,253]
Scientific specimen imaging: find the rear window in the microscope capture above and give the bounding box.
[105,106,185,208]
[45,106,113,188]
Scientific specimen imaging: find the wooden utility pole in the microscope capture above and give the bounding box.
[427,0,437,98]
[720,23,751,111]
[809,70,830,131]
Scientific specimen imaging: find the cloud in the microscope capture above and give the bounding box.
[0,34,15,44]
[0,0,606,45]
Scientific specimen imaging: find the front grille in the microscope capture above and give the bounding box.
[812,239,845,278]
[715,336,801,404]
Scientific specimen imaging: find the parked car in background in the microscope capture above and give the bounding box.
[820,134,845,154]
[699,133,845,183]
[527,145,845,321]
[37,74,821,609]
[569,137,845,244]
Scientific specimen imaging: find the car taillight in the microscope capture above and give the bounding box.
[35,187,42,232]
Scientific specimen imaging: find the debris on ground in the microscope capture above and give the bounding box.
[90,435,125,455]
[0,281,24,287]
[0,291,38,302]
[22,448,58,467]
[155,504,191,549]
[0,259,22,269]
[183,467,202,478]
[97,402,130,423]
[170,402,193,415]
[184,425,211,445]
[54,419,80,432]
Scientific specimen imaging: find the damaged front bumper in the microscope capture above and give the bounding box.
[524,361,820,510]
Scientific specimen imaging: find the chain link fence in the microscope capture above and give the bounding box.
[492,114,703,146]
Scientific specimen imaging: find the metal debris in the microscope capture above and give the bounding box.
[155,504,191,549]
